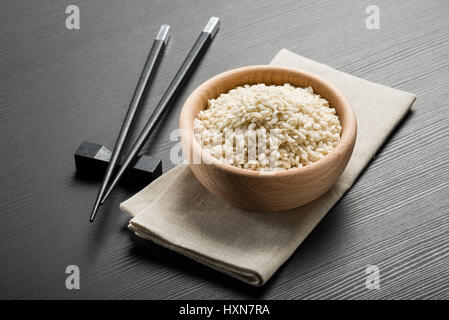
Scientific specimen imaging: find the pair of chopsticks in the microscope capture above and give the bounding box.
[90,17,220,222]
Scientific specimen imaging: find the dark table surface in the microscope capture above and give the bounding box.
[1,0,448,299]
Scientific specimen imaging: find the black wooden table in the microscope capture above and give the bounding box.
[1,0,448,299]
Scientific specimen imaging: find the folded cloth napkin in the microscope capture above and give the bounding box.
[120,49,416,286]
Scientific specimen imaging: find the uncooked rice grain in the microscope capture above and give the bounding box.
[193,83,342,171]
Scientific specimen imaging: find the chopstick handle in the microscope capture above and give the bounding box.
[100,17,220,204]
[89,25,170,222]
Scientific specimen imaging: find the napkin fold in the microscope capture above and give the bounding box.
[120,49,416,286]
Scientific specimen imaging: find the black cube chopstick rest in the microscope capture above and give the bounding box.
[75,141,162,186]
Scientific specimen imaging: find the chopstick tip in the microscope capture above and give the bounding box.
[89,203,101,222]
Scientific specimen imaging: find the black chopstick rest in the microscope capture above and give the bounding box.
[89,25,170,222]
[100,17,220,205]
[75,141,162,184]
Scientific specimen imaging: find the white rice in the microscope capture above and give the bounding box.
[193,83,342,171]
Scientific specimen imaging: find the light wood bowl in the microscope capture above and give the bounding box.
[179,65,357,211]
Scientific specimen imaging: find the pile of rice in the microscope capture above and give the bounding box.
[193,83,342,171]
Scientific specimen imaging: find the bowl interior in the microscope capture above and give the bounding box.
[180,65,356,175]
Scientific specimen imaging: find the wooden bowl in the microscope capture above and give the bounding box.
[179,65,357,211]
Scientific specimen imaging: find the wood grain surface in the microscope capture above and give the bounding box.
[0,0,448,299]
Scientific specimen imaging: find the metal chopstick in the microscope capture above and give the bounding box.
[90,25,170,222]
[99,17,220,205]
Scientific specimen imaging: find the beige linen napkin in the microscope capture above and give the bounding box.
[120,49,416,286]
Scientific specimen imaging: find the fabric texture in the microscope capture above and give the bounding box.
[120,49,416,286]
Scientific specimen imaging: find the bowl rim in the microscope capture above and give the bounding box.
[179,65,357,178]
